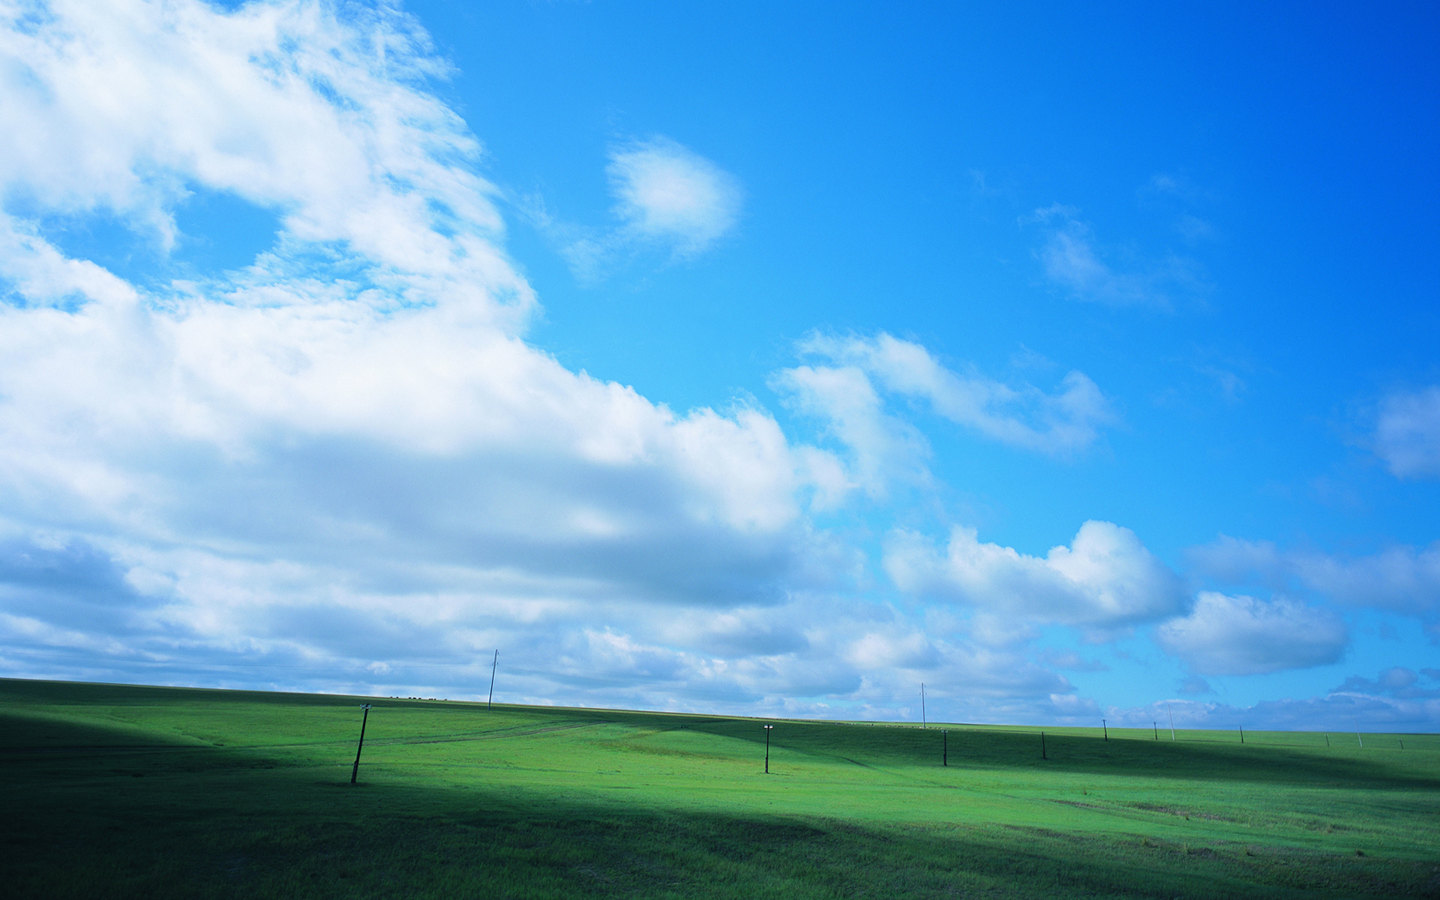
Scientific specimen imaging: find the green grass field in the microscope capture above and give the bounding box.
[2,679,1437,898]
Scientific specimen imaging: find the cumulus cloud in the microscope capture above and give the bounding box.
[885,521,1186,628]
[1156,592,1347,676]
[0,0,854,709]
[1373,385,1440,479]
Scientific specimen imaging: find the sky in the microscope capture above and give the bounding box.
[1,0,1438,731]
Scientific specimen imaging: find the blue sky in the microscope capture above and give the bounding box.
[2,0,1438,730]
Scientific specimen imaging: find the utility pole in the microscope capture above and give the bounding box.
[921,683,927,729]
[350,704,372,784]
[487,650,498,709]
[942,729,948,767]
[763,724,773,774]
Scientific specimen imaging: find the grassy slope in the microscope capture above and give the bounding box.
[1,679,1437,898]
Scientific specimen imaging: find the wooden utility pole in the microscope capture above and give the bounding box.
[350,704,372,784]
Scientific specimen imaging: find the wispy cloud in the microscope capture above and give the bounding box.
[1028,204,1205,310]
[555,137,742,281]
[1189,535,1440,625]
[1373,385,1440,479]
[0,0,528,320]
[771,361,930,499]
[608,137,742,254]
[799,332,1116,455]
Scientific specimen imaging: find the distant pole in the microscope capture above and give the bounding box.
[1239,725,1245,744]
[487,650,498,710]
[1041,731,1047,760]
[350,704,372,784]
[1356,731,1363,748]
[1168,704,1175,741]
[921,683,927,729]
[943,730,948,767]
[1325,733,1330,748]
[1153,721,1158,741]
[764,724,773,774]
[1102,719,1108,742]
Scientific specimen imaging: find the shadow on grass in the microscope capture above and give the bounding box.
[1,709,1434,899]
[664,716,1440,792]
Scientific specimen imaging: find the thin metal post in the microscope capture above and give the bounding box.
[942,729,948,767]
[1041,731,1047,760]
[921,683,927,729]
[1153,721,1158,740]
[487,650,498,710]
[1102,719,1108,742]
[350,704,372,784]
[764,724,773,774]
[1239,725,1244,744]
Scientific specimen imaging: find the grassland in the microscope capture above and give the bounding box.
[1,678,1437,898]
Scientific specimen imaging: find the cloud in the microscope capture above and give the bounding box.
[1156,592,1347,676]
[771,362,929,498]
[0,0,862,709]
[885,521,1186,628]
[1335,666,1429,698]
[1107,667,1440,732]
[1190,535,1440,622]
[772,333,1115,497]
[553,137,743,280]
[1028,205,1203,309]
[796,333,1116,455]
[607,137,742,255]
[0,0,529,322]
[1373,385,1440,479]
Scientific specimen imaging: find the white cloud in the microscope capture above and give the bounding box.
[1292,544,1440,619]
[0,0,856,711]
[1190,535,1440,621]
[800,332,1115,455]
[607,137,742,255]
[1028,204,1202,309]
[885,521,1186,628]
[1156,591,1347,676]
[771,362,929,498]
[0,0,529,321]
[1374,385,1440,479]
[548,136,742,280]
[771,333,1115,497]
